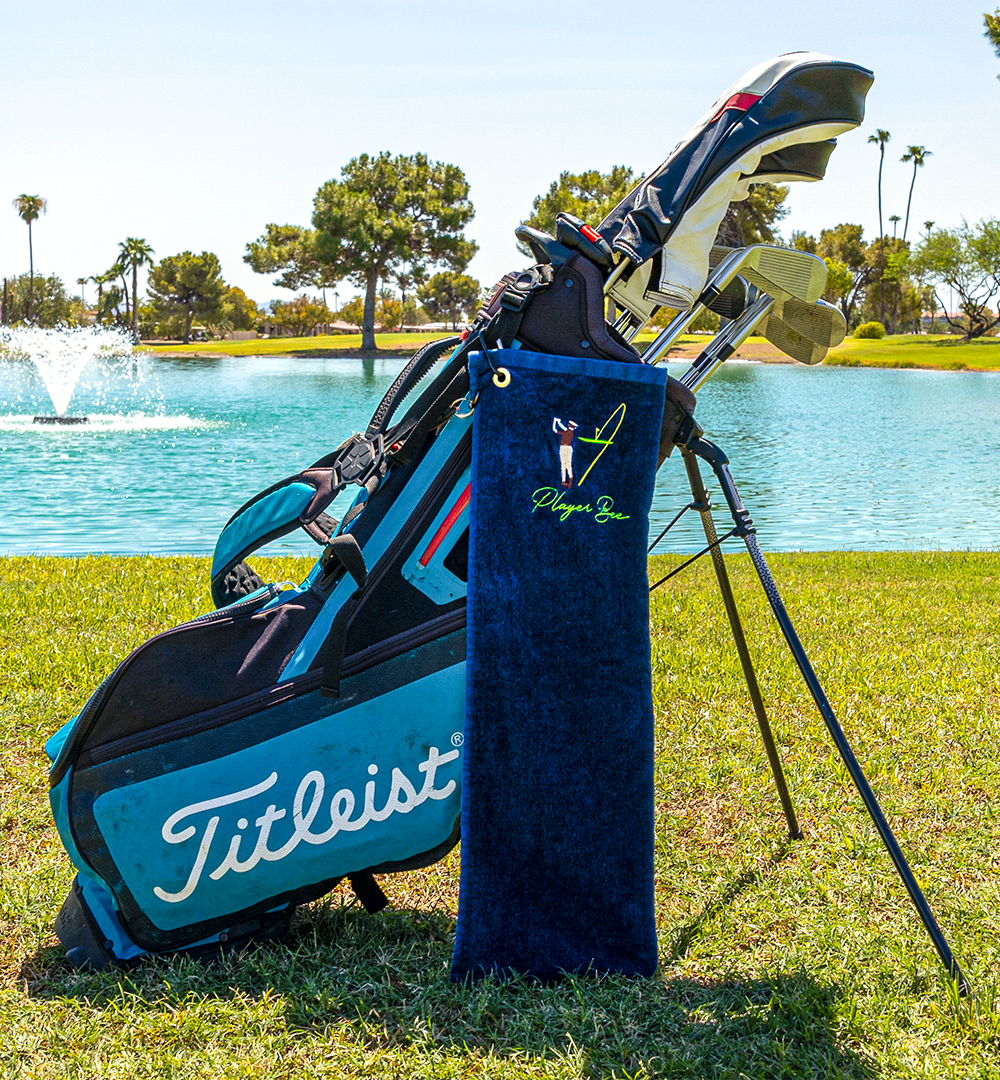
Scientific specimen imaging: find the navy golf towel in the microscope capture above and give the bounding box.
[451,348,667,982]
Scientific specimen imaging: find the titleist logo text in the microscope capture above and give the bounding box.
[153,745,459,904]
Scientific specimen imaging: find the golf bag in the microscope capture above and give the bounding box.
[46,51,872,969]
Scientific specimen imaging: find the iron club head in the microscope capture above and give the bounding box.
[759,310,828,365]
[779,296,847,349]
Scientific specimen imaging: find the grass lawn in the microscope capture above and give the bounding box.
[143,332,451,358]
[145,331,1000,373]
[2,552,999,1077]
[823,334,1000,372]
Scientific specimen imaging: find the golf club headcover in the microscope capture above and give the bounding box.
[451,348,666,982]
[597,53,873,310]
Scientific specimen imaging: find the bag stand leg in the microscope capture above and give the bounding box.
[678,434,969,996]
[680,446,802,841]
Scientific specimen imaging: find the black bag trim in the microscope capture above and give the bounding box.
[65,624,467,953]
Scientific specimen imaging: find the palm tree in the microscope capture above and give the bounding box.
[76,277,88,309]
[900,146,932,242]
[117,237,155,340]
[867,130,891,324]
[11,194,47,323]
[889,214,901,238]
[91,270,114,325]
[923,220,935,234]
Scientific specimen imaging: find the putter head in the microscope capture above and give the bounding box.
[780,296,847,348]
[760,310,828,365]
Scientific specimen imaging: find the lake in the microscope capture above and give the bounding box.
[1,351,998,557]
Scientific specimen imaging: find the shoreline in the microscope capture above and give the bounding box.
[141,332,1000,373]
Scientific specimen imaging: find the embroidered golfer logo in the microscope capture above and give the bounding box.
[550,404,626,490]
[552,418,580,488]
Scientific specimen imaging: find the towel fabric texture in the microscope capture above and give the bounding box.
[451,348,666,982]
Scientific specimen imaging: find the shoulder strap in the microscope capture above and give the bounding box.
[209,434,387,606]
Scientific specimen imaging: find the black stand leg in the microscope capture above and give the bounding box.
[683,434,969,996]
[680,447,802,841]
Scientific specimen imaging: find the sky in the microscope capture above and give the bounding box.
[1,0,997,308]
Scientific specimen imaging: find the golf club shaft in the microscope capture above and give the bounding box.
[679,294,775,390]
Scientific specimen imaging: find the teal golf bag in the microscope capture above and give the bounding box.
[46,51,872,969]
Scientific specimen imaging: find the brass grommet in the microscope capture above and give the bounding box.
[493,367,511,388]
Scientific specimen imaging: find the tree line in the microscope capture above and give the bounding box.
[6,12,1000,349]
[3,155,486,345]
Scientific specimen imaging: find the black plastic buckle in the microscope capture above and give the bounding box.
[500,265,554,311]
[672,410,703,449]
[336,433,386,487]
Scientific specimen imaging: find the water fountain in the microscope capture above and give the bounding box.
[0,325,136,423]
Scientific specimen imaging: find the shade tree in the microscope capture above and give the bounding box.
[269,294,331,337]
[244,224,337,293]
[715,183,790,246]
[911,220,1000,339]
[801,223,876,327]
[247,153,477,351]
[417,271,481,330]
[147,251,231,344]
[337,296,364,330]
[225,286,260,331]
[520,166,638,242]
[0,272,74,327]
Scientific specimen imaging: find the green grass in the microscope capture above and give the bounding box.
[823,335,1000,372]
[144,332,448,357]
[2,552,1000,1078]
[144,331,1000,372]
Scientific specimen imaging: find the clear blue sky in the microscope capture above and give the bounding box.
[2,0,996,306]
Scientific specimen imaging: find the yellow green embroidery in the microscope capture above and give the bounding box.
[575,404,626,488]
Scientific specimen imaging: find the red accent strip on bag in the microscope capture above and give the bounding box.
[419,482,471,566]
[711,92,761,122]
[580,224,602,243]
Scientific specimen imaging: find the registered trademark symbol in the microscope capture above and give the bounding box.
[451,732,464,747]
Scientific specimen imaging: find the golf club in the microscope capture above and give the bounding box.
[638,245,825,367]
[780,296,847,348]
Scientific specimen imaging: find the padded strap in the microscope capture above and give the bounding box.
[210,433,388,606]
[210,468,342,602]
[319,535,368,698]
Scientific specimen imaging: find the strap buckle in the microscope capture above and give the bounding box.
[335,433,387,487]
[499,264,554,312]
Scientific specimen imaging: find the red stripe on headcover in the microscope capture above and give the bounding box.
[711,92,762,122]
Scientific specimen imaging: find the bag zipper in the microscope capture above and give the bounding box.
[49,585,282,787]
[81,607,467,766]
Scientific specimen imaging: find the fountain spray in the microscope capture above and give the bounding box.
[0,325,135,423]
